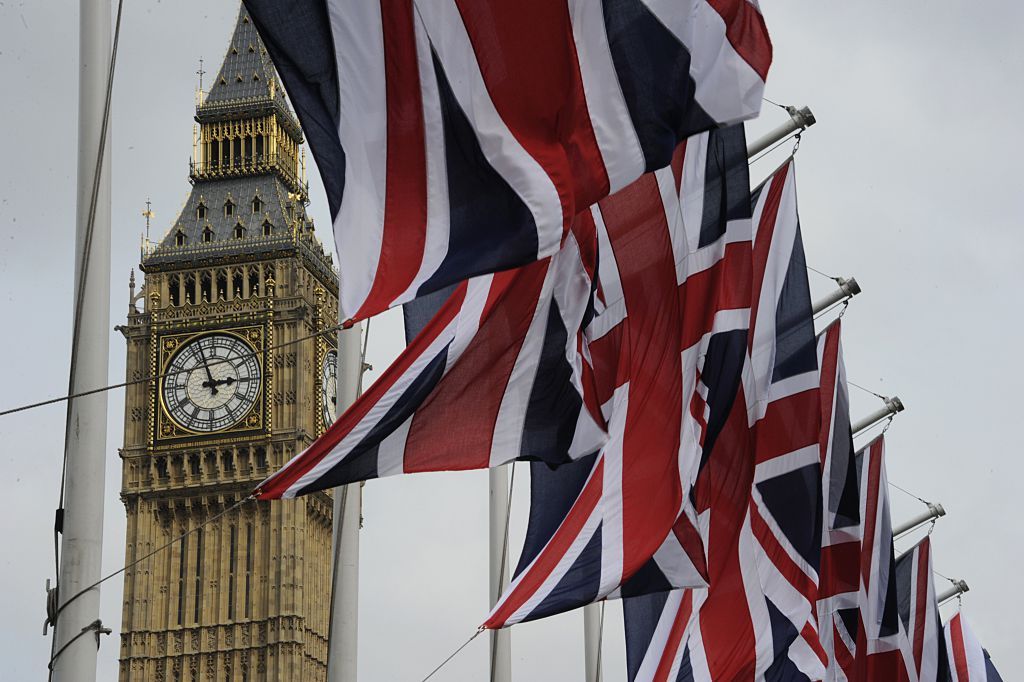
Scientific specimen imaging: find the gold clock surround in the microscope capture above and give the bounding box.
[154,325,267,442]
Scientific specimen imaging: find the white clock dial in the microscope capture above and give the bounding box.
[162,333,262,433]
[320,349,338,428]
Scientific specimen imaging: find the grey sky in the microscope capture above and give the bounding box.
[0,1,1020,679]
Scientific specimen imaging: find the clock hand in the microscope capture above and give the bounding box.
[197,345,218,395]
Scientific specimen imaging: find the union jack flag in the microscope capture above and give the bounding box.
[944,611,1005,682]
[623,158,829,681]
[258,125,753,627]
[487,124,753,627]
[243,0,771,320]
[820,435,915,681]
[894,536,950,682]
[256,219,604,499]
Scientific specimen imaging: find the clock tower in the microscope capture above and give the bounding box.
[117,8,338,681]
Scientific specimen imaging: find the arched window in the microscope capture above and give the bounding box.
[252,196,262,214]
[262,220,273,237]
[224,199,235,217]
[197,202,207,220]
[175,229,186,247]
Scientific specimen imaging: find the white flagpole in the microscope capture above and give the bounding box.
[851,397,904,436]
[893,503,946,539]
[812,277,860,315]
[937,580,969,605]
[50,0,112,679]
[584,603,603,682]
[746,106,816,158]
[490,465,512,682]
[328,322,364,682]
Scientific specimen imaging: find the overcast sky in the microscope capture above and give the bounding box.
[0,2,1021,680]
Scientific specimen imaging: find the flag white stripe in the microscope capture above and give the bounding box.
[415,1,564,261]
[329,0,388,316]
[567,0,646,194]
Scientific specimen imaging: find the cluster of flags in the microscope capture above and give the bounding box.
[240,1,1003,679]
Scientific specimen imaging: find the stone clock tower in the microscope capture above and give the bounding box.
[117,8,339,681]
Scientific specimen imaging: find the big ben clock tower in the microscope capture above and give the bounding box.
[117,8,339,681]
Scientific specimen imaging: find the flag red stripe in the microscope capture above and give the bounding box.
[749,162,790,345]
[860,439,884,588]
[754,388,820,464]
[255,283,468,499]
[404,263,549,472]
[949,613,971,681]
[694,389,756,679]
[654,591,694,682]
[818,541,860,599]
[703,0,773,81]
[484,457,605,628]
[818,321,841,466]
[595,173,683,578]
[354,0,428,320]
[912,539,930,674]
[454,0,610,226]
[679,241,753,351]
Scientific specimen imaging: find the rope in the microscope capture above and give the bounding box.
[50,0,125,674]
[807,264,843,283]
[762,97,790,111]
[847,381,889,401]
[594,601,606,682]
[889,479,931,506]
[421,628,484,681]
[1,321,348,419]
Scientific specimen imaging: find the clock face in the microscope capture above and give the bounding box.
[162,333,262,433]
[320,349,338,428]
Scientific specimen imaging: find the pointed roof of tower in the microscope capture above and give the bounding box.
[205,6,288,106]
[196,5,301,138]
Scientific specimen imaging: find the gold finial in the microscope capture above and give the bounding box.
[142,198,154,244]
[195,57,206,106]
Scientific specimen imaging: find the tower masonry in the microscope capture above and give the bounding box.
[117,8,339,681]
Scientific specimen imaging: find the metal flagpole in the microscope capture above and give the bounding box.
[812,277,861,315]
[584,603,603,682]
[893,503,946,539]
[328,322,364,682]
[746,106,816,158]
[851,396,904,435]
[490,465,512,682]
[50,0,112,679]
[937,580,970,605]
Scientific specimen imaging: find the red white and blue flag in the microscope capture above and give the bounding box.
[623,158,829,681]
[256,219,604,499]
[243,0,771,320]
[894,536,950,682]
[944,611,1004,682]
[820,435,915,681]
[257,124,754,629]
[487,124,753,627]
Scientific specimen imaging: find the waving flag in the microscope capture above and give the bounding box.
[944,612,1004,682]
[256,222,604,499]
[243,0,771,320]
[819,435,915,681]
[487,124,753,628]
[623,158,827,681]
[895,536,950,682]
